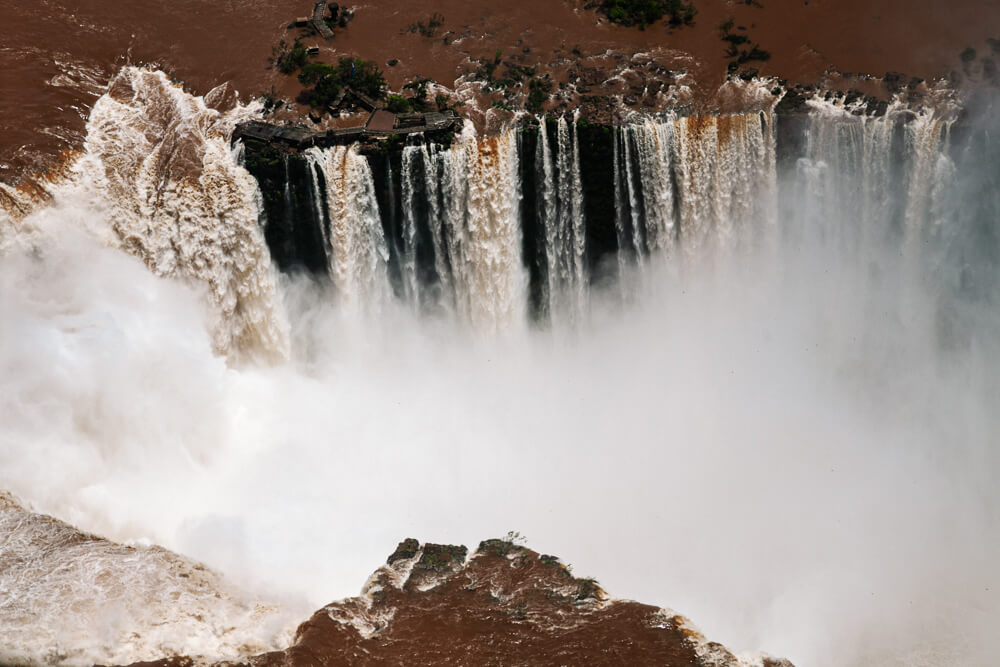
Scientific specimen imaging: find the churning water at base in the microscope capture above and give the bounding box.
[1,69,998,667]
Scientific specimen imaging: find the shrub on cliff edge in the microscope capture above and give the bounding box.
[600,0,696,28]
[297,57,387,107]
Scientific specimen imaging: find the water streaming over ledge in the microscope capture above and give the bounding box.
[308,131,528,329]
[1,71,971,345]
[1,68,997,667]
[277,104,964,335]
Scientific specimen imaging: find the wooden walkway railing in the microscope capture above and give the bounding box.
[310,1,335,40]
[233,110,460,149]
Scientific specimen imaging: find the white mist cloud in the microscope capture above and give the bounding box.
[1,112,998,667]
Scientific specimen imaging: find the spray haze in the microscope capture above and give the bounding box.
[1,72,998,667]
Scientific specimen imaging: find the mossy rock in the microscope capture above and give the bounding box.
[387,538,420,565]
[477,538,526,558]
[417,543,468,572]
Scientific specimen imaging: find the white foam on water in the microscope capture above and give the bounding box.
[1,69,997,667]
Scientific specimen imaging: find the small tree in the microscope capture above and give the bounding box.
[297,58,388,108]
[270,39,310,74]
[600,0,696,28]
[387,94,412,112]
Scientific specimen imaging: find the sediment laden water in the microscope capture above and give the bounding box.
[306,146,392,314]
[11,67,292,362]
[616,112,778,264]
[535,116,587,321]
[794,100,960,274]
[0,492,295,665]
[1,75,964,343]
[0,67,995,667]
[303,133,526,329]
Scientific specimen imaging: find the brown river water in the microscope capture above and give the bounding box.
[2,0,997,184]
[1,3,999,666]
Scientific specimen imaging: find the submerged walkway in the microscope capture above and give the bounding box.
[234,109,460,149]
[310,1,334,40]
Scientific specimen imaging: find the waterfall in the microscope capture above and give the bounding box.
[535,116,587,321]
[444,132,526,330]
[395,132,525,330]
[904,112,956,250]
[421,145,452,307]
[797,102,956,262]
[305,156,329,250]
[400,146,422,306]
[621,123,648,262]
[629,118,676,254]
[797,106,896,256]
[613,112,777,266]
[76,66,289,362]
[213,101,965,338]
[612,127,632,278]
[673,113,776,254]
[306,146,392,314]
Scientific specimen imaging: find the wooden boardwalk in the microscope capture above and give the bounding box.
[233,109,460,149]
[310,1,334,40]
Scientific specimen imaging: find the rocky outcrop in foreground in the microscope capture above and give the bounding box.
[133,538,793,667]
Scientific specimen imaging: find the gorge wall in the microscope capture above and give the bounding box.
[238,94,995,332]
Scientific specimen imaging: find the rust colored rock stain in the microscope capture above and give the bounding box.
[685,114,717,140]
[716,114,734,146]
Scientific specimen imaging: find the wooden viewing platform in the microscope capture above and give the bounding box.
[233,109,461,149]
[311,1,335,40]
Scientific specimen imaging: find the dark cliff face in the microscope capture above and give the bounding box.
[241,142,330,276]
[239,93,995,327]
[231,110,785,309]
[127,538,794,667]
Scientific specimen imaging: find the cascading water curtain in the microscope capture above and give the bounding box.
[797,104,956,264]
[535,116,588,323]
[81,66,289,361]
[395,132,525,331]
[300,113,787,325]
[306,145,392,315]
[614,111,777,269]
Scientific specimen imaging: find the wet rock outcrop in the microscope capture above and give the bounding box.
[131,538,794,667]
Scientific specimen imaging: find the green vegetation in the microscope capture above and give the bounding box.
[469,51,553,112]
[387,538,420,564]
[386,94,413,112]
[719,19,770,75]
[478,531,528,557]
[257,86,281,114]
[600,0,696,28]
[575,577,600,601]
[475,49,506,86]
[297,57,387,107]
[407,12,445,37]
[526,78,553,113]
[403,76,435,110]
[324,4,354,30]
[417,543,468,572]
[270,39,310,75]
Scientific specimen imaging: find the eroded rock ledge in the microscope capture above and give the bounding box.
[129,538,793,667]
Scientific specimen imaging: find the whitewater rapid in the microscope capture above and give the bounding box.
[1,68,998,667]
